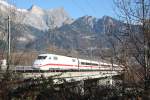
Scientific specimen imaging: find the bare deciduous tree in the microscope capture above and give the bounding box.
[113,0,150,89]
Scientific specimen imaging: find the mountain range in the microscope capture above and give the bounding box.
[0,1,125,57]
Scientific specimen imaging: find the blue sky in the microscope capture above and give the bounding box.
[8,0,115,19]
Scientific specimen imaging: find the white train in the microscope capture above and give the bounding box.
[32,53,123,71]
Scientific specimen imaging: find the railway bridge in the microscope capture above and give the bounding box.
[13,66,123,85]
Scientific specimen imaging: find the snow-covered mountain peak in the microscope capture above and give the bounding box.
[29,5,45,15]
[0,0,13,7]
[0,0,27,12]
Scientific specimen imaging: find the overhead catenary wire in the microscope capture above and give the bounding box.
[71,0,88,16]
[86,0,98,16]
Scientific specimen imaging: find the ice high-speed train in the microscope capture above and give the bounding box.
[32,54,123,71]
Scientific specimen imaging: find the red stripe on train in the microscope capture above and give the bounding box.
[40,63,99,68]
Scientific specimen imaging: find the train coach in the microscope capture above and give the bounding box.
[32,53,123,71]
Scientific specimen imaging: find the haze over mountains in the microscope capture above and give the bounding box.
[0,1,124,56]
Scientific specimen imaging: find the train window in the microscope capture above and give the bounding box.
[53,56,58,60]
[37,56,47,60]
[81,62,86,65]
[92,63,98,66]
[86,62,90,65]
[101,64,110,67]
[81,62,98,66]
[72,59,76,62]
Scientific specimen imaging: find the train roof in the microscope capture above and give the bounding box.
[38,53,76,58]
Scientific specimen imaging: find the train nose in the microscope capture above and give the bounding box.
[33,63,42,67]
[32,60,43,69]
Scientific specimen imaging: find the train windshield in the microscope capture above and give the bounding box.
[37,56,47,60]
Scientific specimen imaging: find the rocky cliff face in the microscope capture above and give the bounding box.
[0,1,73,30]
[0,1,73,44]
[45,15,123,51]
[24,5,73,30]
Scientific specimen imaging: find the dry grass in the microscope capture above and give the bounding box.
[11,51,39,65]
